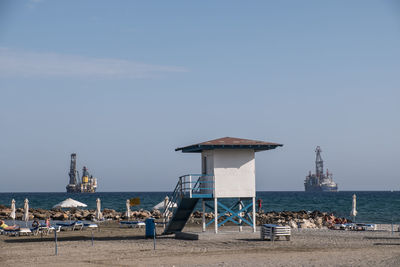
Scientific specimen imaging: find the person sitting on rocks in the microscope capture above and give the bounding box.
[0,220,20,231]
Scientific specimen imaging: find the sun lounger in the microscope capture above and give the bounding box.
[333,223,348,230]
[49,225,61,233]
[56,221,84,231]
[333,223,377,231]
[1,228,21,236]
[356,223,377,231]
[31,226,42,235]
[83,223,99,231]
[35,225,60,235]
[261,224,291,241]
[119,221,146,228]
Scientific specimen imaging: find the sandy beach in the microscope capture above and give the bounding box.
[2,222,400,267]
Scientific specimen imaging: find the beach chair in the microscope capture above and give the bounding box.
[119,221,146,228]
[42,225,61,234]
[56,222,74,231]
[356,223,377,231]
[1,228,21,236]
[333,223,347,230]
[72,221,84,231]
[83,223,99,231]
[261,224,291,241]
[50,225,61,233]
[30,226,41,236]
[56,221,84,231]
[0,225,31,236]
[35,224,58,235]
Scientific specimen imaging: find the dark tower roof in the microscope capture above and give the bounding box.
[175,137,283,153]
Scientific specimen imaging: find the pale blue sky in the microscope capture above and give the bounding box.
[0,0,399,192]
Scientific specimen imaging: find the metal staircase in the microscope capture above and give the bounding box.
[162,174,214,235]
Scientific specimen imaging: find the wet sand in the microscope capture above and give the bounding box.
[1,222,400,266]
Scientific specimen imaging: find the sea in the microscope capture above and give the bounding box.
[1,191,400,224]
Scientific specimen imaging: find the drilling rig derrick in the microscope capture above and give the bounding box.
[304,146,338,192]
[66,153,97,193]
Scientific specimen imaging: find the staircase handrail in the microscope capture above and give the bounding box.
[162,174,214,227]
[162,178,181,219]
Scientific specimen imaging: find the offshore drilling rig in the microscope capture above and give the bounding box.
[304,146,338,192]
[66,153,97,193]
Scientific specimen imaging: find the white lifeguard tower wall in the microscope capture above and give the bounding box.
[202,149,255,198]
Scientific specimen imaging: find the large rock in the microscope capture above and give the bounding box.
[192,211,202,218]
[85,213,94,220]
[52,212,68,221]
[151,209,162,219]
[33,212,48,220]
[315,217,323,228]
[132,210,151,219]
[300,219,317,229]
[289,220,298,229]
[102,208,119,219]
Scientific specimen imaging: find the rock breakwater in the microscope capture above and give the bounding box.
[0,205,348,229]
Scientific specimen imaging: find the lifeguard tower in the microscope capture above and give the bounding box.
[162,137,282,234]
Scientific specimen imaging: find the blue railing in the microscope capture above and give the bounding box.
[178,174,214,198]
[162,174,214,226]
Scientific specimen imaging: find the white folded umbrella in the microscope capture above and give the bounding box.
[350,194,357,219]
[95,198,103,221]
[22,198,29,226]
[125,199,131,219]
[10,199,16,222]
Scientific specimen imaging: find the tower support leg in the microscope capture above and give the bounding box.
[214,197,218,234]
[202,199,206,232]
[252,197,256,233]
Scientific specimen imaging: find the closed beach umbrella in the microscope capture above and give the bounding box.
[10,199,16,223]
[22,198,29,226]
[53,198,87,209]
[350,194,357,221]
[125,199,131,219]
[95,198,103,221]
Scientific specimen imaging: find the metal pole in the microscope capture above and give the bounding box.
[54,230,58,256]
[202,199,206,232]
[391,215,394,236]
[153,225,156,250]
[214,197,218,234]
[252,197,256,233]
[91,230,94,246]
[189,175,192,198]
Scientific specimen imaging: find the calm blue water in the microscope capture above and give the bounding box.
[1,191,399,224]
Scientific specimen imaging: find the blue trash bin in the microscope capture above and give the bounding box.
[145,218,155,238]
